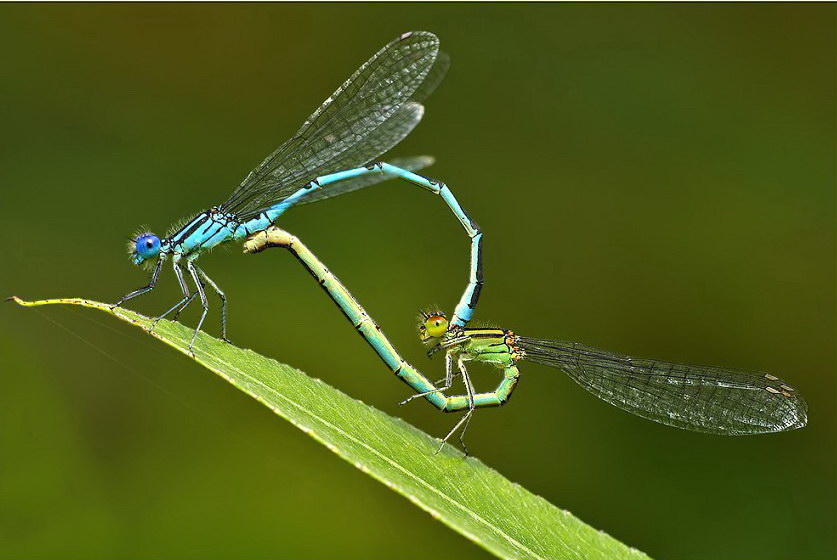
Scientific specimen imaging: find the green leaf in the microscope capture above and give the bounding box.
[11,296,651,560]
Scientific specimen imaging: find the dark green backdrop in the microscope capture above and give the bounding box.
[1,4,833,560]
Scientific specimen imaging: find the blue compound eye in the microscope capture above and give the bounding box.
[135,234,161,261]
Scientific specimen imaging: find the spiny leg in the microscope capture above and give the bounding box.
[172,293,198,321]
[186,260,209,354]
[113,254,165,308]
[433,373,456,386]
[437,358,476,456]
[196,265,229,343]
[400,353,456,405]
[456,357,477,456]
[151,262,192,330]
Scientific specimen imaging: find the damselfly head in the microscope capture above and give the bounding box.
[418,309,448,341]
[128,232,161,265]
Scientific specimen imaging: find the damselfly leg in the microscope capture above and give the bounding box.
[113,254,165,309]
[196,266,229,343]
[150,261,192,330]
[186,260,209,354]
[436,356,477,456]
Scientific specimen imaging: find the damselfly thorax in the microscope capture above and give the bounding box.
[167,207,243,257]
[441,328,524,368]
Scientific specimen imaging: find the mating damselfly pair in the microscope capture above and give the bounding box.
[117,31,806,453]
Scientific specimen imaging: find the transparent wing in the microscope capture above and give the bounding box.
[518,337,808,435]
[412,50,449,103]
[294,100,425,195]
[222,31,443,220]
[293,155,435,206]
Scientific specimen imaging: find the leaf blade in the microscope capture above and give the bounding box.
[11,297,651,560]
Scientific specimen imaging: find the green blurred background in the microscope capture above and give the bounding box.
[1,4,833,559]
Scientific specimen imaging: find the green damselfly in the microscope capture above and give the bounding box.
[414,311,807,449]
[245,227,807,454]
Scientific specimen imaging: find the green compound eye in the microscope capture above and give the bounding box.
[424,315,449,338]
